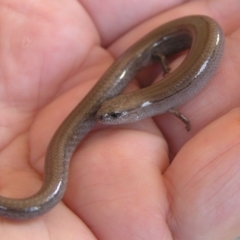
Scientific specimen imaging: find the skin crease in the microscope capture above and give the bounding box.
[0,0,240,239]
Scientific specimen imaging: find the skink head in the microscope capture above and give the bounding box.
[96,96,141,124]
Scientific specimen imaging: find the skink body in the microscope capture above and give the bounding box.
[0,15,224,219]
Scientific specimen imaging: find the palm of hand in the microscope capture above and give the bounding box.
[0,0,240,239]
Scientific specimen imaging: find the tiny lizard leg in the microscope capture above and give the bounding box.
[152,52,171,75]
[153,53,190,131]
[168,108,191,131]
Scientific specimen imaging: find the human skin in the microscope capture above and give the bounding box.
[0,0,240,239]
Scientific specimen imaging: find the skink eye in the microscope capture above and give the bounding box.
[109,112,122,119]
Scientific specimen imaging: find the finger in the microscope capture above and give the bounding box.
[80,0,185,45]
[0,0,99,111]
[65,120,172,239]
[165,108,240,240]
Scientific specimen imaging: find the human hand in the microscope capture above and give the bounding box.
[0,0,239,239]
